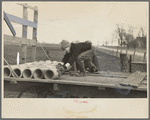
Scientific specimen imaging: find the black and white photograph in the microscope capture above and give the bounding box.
[1,1,149,118]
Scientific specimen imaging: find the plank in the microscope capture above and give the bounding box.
[4,76,124,84]
[32,8,38,40]
[89,73,128,78]
[3,11,16,36]
[17,3,38,11]
[22,5,28,63]
[32,7,38,62]
[4,76,147,91]
[6,13,37,28]
[32,45,36,62]
[132,61,147,64]
[60,75,125,83]
[4,34,37,46]
[22,44,27,62]
[99,71,131,76]
[22,4,28,38]
[119,71,147,88]
[64,71,130,78]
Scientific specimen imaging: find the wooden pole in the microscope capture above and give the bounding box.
[22,4,28,63]
[32,6,38,62]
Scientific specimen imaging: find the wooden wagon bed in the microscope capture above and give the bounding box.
[4,71,147,92]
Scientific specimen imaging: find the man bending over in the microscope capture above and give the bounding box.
[57,40,98,77]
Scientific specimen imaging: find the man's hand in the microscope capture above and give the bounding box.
[56,63,66,76]
[56,63,62,69]
[56,62,64,69]
[65,63,71,71]
[56,62,71,76]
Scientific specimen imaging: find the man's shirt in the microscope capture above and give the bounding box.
[62,42,91,65]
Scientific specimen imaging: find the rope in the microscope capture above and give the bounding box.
[36,40,51,61]
[4,58,19,78]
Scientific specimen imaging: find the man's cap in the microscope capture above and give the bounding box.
[61,40,71,50]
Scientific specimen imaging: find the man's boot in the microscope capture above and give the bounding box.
[80,71,87,77]
[90,66,98,73]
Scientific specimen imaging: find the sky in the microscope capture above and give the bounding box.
[2,2,148,45]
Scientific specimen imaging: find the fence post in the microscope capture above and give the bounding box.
[129,55,132,73]
[133,50,136,61]
[120,54,129,73]
[22,4,28,63]
[32,6,38,62]
[126,48,128,55]
[116,46,118,57]
[143,52,146,62]
[113,50,114,56]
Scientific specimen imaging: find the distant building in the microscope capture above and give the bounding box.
[135,37,146,48]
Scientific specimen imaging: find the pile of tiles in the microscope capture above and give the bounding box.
[4,60,61,79]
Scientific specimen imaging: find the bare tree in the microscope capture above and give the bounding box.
[128,26,137,50]
[138,27,146,37]
[111,31,118,45]
[104,38,110,46]
[115,24,125,47]
[124,26,134,48]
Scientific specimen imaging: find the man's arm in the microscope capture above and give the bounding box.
[61,53,71,65]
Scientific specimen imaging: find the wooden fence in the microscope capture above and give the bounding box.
[4,3,38,63]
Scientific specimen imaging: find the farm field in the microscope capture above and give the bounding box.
[101,45,146,53]
[95,46,147,62]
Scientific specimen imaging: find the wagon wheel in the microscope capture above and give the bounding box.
[17,85,54,98]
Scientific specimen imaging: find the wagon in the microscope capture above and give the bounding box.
[3,3,147,98]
